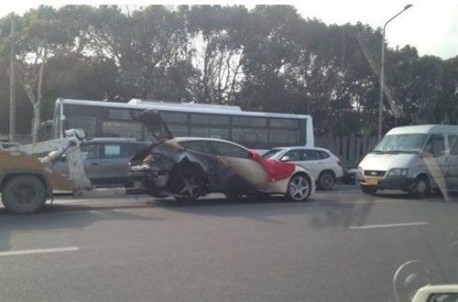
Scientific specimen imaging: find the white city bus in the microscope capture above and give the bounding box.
[51,98,314,150]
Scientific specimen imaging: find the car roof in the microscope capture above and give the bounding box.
[84,137,148,144]
[169,137,249,148]
[271,146,332,153]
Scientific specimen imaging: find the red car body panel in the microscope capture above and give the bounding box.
[249,151,296,182]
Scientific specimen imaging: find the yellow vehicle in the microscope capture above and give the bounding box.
[0,130,123,214]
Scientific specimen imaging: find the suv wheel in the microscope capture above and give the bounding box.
[318,171,336,190]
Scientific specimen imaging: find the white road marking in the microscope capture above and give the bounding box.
[0,246,80,257]
[350,222,429,230]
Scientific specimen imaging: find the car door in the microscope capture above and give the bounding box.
[97,142,129,186]
[423,134,448,188]
[283,149,320,179]
[80,143,102,183]
[210,141,267,192]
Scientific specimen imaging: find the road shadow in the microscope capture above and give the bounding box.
[375,190,458,203]
[0,198,163,253]
[152,193,367,227]
[310,198,375,229]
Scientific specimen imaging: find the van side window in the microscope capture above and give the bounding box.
[424,135,445,157]
[449,135,458,155]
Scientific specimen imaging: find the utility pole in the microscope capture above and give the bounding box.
[378,5,413,141]
[9,15,16,143]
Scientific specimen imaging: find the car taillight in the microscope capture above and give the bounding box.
[337,159,341,166]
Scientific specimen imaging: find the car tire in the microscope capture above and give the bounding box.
[317,171,336,190]
[286,173,312,202]
[361,185,377,195]
[2,175,47,214]
[409,176,430,199]
[224,193,243,200]
[171,167,206,202]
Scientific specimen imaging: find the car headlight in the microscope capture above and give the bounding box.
[387,168,408,177]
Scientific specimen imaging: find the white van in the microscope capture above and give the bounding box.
[357,125,458,197]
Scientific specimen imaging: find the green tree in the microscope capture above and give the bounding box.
[13,6,78,142]
[186,5,248,104]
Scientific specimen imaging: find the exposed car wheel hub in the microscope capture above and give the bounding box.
[179,176,201,198]
[170,167,206,201]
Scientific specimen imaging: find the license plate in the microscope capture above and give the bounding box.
[365,177,378,185]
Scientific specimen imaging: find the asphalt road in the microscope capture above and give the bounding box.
[1,185,458,302]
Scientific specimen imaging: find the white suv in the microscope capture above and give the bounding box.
[263,147,343,190]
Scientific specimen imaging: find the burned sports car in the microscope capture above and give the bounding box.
[129,110,315,201]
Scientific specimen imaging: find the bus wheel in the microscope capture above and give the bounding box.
[2,175,47,214]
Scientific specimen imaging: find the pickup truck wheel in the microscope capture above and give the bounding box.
[2,175,47,214]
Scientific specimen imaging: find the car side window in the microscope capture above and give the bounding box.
[283,150,303,161]
[318,151,330,159]
[211,141,249,158]
[104,144,122,158]
[80,143,100,160]
[302,150,320,161]
[179,141,215,155]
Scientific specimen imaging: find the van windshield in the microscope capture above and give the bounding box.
[372,134,427,153]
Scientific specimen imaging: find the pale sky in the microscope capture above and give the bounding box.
[1,0,457,59]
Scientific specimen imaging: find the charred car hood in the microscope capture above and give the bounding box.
[135,109,173,143]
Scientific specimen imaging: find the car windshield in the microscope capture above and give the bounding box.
[372,134,427,153]
[261,149,283,159]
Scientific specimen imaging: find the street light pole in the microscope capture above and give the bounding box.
[378,4,413,141]
[9,15,16,143]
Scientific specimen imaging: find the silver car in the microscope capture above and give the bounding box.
[262,147,344,190]
[52,138,148,187]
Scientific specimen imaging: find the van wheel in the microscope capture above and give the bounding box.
[361,185,377,195]
[2,175,47,214]
[317,171,336,190]
[409,176,430,199]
